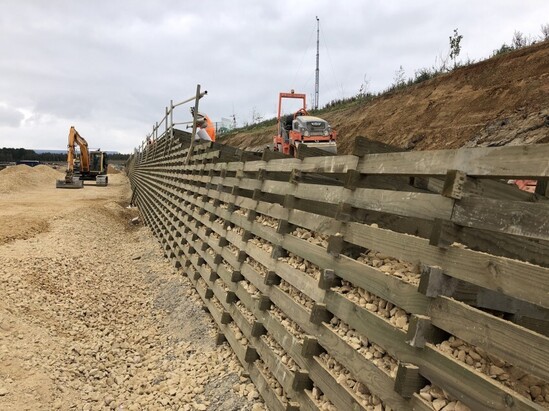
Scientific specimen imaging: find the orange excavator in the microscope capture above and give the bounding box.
[273,90,337,157]
[56,126,108,189]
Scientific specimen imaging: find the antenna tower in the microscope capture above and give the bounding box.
[314,16,320,110]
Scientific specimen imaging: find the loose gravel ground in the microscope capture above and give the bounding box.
[0,169,264,411]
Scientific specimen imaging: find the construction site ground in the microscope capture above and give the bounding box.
[1,40,548,411]
[0,165,265,411]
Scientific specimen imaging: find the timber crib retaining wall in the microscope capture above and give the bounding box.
[127,131,549,411]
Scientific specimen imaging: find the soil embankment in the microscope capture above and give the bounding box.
[223,41,549,153]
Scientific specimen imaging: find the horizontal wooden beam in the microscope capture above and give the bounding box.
[429,296,549,381]
[355,143,549,178]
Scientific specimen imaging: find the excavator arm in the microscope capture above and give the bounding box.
[66,126,90,173]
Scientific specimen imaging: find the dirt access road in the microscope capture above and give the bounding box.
[0,166,264,411]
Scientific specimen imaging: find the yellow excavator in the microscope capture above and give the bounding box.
[56,126,108,189]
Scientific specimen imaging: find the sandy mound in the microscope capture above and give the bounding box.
[107,164,121,174]
[0,216,49,244]
[0,165,64,194]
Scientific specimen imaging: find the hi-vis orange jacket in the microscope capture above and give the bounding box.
[202,114,216,141]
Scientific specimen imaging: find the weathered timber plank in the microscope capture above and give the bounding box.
[511,316,549,338]
[296,144,337,159]
[255,201,287,221]
[452,284,549,322]
[344,222,549,309]
[452,197,549,241]
[238,260,410,409]
[357,174,427,192]
[429,296,549,381]
[249,222,282,247]
[287,209,342,236]
[349,188,453,220]
[299,156,359,173]
[429,219,549,268]
[262,149,290,161]
[244,244,273,272]
[197,290,293,411]
[257,311,374,410]
[240,173,453,223]
[325,292,540,410]
[352,136,407,156]
[355,144,549,178]
[324,291,412,360]
[273,261,326,302]
[462,176,539,202]
[186,230,302,411]
[253,366,301,411]
[312,323,411,409]
[420,346,539,411]
[255,339,314,410]
[265,159,303,172]
[282,235,429,315]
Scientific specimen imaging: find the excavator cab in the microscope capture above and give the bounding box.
[90,151,107,174]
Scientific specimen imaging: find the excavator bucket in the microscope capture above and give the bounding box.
[56,177,83,189]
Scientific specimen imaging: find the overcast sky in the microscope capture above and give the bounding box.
[1,1,548,153]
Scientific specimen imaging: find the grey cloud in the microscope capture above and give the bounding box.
[0,105,24,127]
[0,0,548,152]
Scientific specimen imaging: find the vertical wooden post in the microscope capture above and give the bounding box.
[185,84,202,165]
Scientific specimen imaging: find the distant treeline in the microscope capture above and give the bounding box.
[0,148,129,163]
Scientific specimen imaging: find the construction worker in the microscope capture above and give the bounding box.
[191,108,216,142]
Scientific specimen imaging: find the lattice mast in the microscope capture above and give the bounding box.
[314,16,320,110]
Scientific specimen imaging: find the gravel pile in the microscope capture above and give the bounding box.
[419,385,471,411]
[249,236,273,254]
[328,317,398,378]
[356,250,421,286]
[254,214,277,229]
[291,227,329,248]
[310,384,337,411]
[334,281,410,332]
[280,252,321,280]
[0,164,63,194]
[436,336,549,407]
[318,352,389,410]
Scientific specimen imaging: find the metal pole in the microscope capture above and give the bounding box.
[315,16,320,110]
[184,84,201,165]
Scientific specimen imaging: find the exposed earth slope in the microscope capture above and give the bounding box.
[222,41,549,153]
